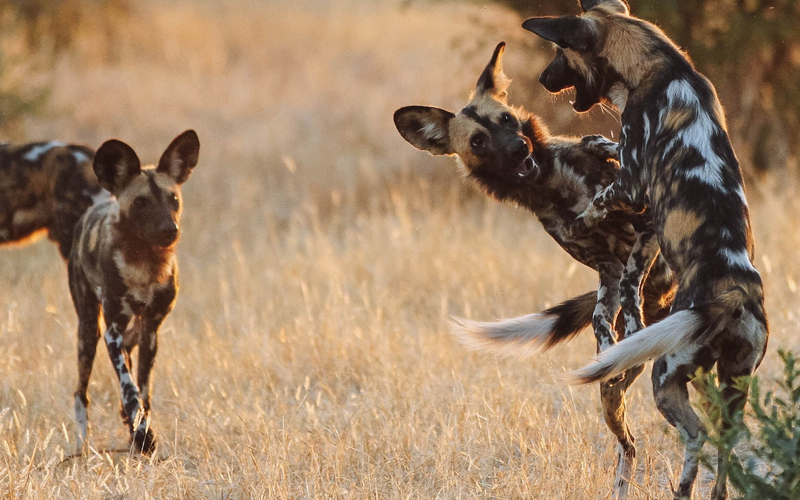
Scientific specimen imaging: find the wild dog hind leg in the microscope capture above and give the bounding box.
[69,262,101,452]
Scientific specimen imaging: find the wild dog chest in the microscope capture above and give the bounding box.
[109,248,177,318]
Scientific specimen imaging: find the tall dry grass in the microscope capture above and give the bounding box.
[1,0,798,498]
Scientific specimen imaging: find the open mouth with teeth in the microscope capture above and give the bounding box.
[512,155,537,178]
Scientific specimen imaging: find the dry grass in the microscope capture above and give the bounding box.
[1,0,799,498]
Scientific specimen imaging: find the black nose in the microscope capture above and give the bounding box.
[513,138,528,159]
[539,70,548,87]
[160,221,179,241]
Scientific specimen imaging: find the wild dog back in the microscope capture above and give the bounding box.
[0,141,106,259]
[69,130,199,454]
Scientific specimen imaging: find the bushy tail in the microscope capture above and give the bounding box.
[450,291,596,359]
[570,288,747,384]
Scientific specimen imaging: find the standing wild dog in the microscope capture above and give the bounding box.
[395,42,674,498]
[524,1,768,498]
[70,130,199,454]
[0,141,107,259]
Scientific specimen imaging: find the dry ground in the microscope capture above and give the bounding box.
[1,1,799,498]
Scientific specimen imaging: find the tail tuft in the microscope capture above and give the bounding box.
[450,291,595,358]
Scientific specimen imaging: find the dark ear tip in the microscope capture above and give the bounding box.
[492,41,506,62]
[97,139,127,153]
[393,106,421,127]
[179,129,200,147]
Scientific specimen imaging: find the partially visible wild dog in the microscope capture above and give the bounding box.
[524,2,768,498]
[0,141,107,259]
[70,130,199,454]
[394,42,674,498]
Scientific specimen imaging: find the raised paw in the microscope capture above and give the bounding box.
[570,215,593,237]
[132,426,157,455]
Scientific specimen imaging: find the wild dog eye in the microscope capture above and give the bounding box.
[500,112,515,125]
[133,197,149,207]
[470,134,486,149]
[169,193,179,208]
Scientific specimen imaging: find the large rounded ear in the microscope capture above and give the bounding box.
[522,16,598,51]
[93,139,141,196]
[475,41,511,101]
[393,106,455,156]
[157,130,200,184]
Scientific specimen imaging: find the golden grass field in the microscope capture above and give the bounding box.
[1,0,799,498]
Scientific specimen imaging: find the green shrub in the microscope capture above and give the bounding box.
[697,350,800,500]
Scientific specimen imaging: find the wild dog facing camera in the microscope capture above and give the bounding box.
[70,130,199,455]
[394,42,539,181]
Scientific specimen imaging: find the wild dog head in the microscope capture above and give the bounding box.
[394,42,547,181]
[93,130,199,248]
[523,0,681,113]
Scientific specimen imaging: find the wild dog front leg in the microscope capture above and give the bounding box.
[133,282,175,453]
[571,180,640,236]
[619,212,660,339]
[595,263,636,499]
[102,312,153,454]
[572,141,647,235]
[581,134,619,162]
[593,263,623,353]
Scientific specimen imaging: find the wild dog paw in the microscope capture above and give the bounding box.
[131,427,157,455]
[570,214,594,237]
[581,134,619,161]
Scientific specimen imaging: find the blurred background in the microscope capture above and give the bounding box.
[0,0,798,179]
[0,1,798,497]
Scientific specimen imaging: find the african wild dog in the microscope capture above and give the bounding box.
[394,42,674,498]
[70,130,199,454]
[0,141,107,259]
[524,1,768,498]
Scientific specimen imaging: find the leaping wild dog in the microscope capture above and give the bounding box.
[69,130,199,454]
[524,1,768,499]
[0,141,107,259]
[394,42,674,498]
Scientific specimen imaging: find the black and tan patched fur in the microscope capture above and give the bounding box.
[0,141,107,259]
[69,130,199,454]
[395,41,675,499]
[525,2,768,499]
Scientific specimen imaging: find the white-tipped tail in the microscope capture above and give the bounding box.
[450,312,559,359]
[569,309,704,384]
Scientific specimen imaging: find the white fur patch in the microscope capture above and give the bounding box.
[420,122,446,141]
[72,150,90,164]
[23,141,65,162]
[663,80,726,189]
[450,313,561,359]
[720,247,755,271]
[608,82,629,112]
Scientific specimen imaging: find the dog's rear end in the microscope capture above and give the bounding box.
[0,141,106,259]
